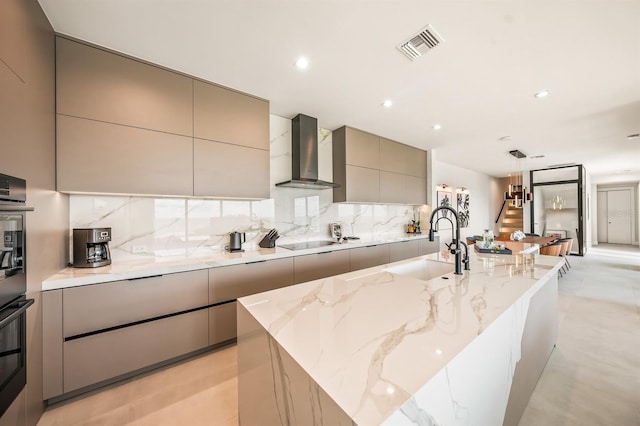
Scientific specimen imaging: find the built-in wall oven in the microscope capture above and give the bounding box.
[0,173,34,417]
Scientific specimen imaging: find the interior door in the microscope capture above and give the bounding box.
[597,191,608,243]
[606,189,632,244]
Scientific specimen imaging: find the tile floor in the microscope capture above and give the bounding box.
[38,245,640,426]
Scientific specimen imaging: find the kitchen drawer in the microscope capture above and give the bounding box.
[209,302,237,346]
[389,240,421,262]
[349,244,390,271]
[419,238,440,255]
[63,269,208,337]
[209,257,294,304]
[294,250,350,284]
[63,309,209,393]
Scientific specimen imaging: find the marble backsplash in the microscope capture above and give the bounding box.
[69,115,427,261]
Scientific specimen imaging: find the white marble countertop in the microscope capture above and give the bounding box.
[237,250,564,425]
[42,234,433,290]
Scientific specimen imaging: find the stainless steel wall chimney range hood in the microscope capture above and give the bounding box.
[275,114,340,190]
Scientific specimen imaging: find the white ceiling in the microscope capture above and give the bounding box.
[38,0,640,182]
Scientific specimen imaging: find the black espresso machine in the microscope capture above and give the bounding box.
[73,228,112,268]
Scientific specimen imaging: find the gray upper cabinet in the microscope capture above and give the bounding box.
[333,126,428,204]
[379,137,427,178]
[379,171,427,205]
[194,138,269,199]
[57,115,194,196]
[55,37,271,199]
[56,37,193,136]
[341,127,379,169]
[194,80,269,150]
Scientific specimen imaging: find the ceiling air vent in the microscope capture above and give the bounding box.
[397,24,444,61]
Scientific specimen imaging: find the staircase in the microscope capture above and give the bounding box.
[499,204,523,235]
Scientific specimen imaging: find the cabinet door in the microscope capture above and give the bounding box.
[379,138,427,178]
[209,302,237,346]
[294,250,351,284]
[349,245,390,271]
[63,269,208,337]
[389,240,421,262]
[345,165,380,203]
[209,257,294,304]
[57,115,193,195]
[419,238,440,255]
[379,171,427,205]
[63,309,208,393]
[0,0,26,80]
[56,37,193,136]
[194,80,269,150]
[193,138,269,199]
[344,127,379,169]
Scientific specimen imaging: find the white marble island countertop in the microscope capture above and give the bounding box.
[237,250,564,425]
[42,233,433,290]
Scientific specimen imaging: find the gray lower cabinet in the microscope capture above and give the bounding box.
[63,309,209,393]
[349,244,390,271]
[419,238,440,255]
[209,302,238,346]
[389,240,421,262]
[43,269,210,399]
[208,257,294,344]
[294,250,351,284]
[63,269,208,337]
[193,138,269,199]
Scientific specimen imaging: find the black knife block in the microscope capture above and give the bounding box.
[259,234,276,248]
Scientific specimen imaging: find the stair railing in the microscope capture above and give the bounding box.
[495,200,507,224]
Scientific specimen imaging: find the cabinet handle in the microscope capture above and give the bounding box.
[246,260,267,265]
[128,274,163,281]
[365,244,377,248]
[317,251,332,255]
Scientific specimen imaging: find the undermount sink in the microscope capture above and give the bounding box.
[385,259,454,281]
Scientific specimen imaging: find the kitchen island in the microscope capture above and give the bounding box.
[237,250,564,425]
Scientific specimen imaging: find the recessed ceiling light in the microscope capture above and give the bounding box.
[626,133,640,139]
[295,56,309,70]
[529,154,545,159]
[534,90,550,98]
[382,99,393,108]
[432,124,442,130]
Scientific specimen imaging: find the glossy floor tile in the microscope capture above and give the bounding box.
[38,245,640,426]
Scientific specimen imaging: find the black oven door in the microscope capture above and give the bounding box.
[0,211,25,309]
[0,297,33,417]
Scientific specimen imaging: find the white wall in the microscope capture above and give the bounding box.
[430,151,497,246]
